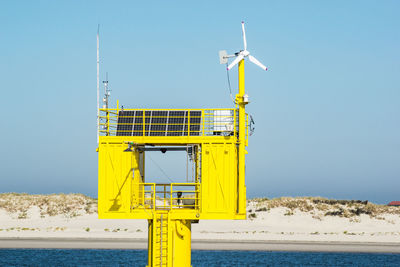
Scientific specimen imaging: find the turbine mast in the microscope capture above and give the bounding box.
[219,21,268,214]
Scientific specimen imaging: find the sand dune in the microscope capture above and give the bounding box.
[0,193,399,244]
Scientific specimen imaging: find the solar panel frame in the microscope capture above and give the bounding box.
[189,111,202,136]
[116,111,134,136]
[133,110,143,136]
[116,110,203,137]
[149,110,167,136]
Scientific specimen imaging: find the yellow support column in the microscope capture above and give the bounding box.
[237,59,247,215]
[172,219,191,267]
[147,213,191,267]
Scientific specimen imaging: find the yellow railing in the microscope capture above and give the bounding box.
[134,183,200,211]
[99,108,239,137]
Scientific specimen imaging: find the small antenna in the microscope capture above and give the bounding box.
[97,24,100,144]
[103,72,110,109]
[102,72,111,136]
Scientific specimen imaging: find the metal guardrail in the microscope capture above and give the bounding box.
[134,183,200,211]
[99,108,238,137]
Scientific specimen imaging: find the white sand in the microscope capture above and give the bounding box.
[193,207,400,243]
[1,202,399,244]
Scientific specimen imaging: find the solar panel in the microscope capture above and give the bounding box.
[116,111,134,136]
[189,111,201,136]
[116,110,202,137]
[133,110,143,136]
[150,110,167,136]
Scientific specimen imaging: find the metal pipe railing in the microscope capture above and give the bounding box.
[99,108,240,137]
[133,183,200,211]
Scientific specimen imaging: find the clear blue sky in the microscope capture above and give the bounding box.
[1,1,399,204]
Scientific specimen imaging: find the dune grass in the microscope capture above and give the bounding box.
[1,193,398,220]
[0,193,97,218]
[249,197,400,219]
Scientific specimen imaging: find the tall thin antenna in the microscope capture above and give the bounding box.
[97,24,100,144]
[103,72,110,108]
[103,72,110,136]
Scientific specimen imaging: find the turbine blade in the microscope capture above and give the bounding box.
[241,21,247,51]
[227,54,244,70]
[249,55,268,71]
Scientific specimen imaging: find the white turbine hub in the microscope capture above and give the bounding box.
[242,50,250,57]
[225,22,268,71]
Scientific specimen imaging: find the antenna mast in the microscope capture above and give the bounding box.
[103,72,110,136]
[97,25,100,144]
[103,72,110,109]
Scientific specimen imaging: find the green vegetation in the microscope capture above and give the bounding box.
[248,213,257,219]
[284,210,294,216]
[0,193,98,218]
[1,193,398,221]
[250,197,400,219]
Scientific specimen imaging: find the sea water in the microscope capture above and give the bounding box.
[0,249,399,266]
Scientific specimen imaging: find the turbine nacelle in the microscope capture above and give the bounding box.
[220,21,268,71]
[241,50,250,57]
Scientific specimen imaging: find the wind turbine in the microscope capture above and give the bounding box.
[219,21,268,71]
[219,22,268,215]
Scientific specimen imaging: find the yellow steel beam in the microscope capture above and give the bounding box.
[98,136,237,145]
[237,59,247,215]
[147,213,191,267]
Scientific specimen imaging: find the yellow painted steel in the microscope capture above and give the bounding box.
[97,61,249,266]
[237,59,247,215]
[147,213,191,267]
[97,141,244,220]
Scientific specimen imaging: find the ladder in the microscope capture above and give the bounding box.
[153,212,169,267]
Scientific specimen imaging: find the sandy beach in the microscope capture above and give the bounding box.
[1,194,399,252]
[1,238,400,253]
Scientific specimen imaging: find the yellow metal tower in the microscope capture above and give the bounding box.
[97,22,266,267]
